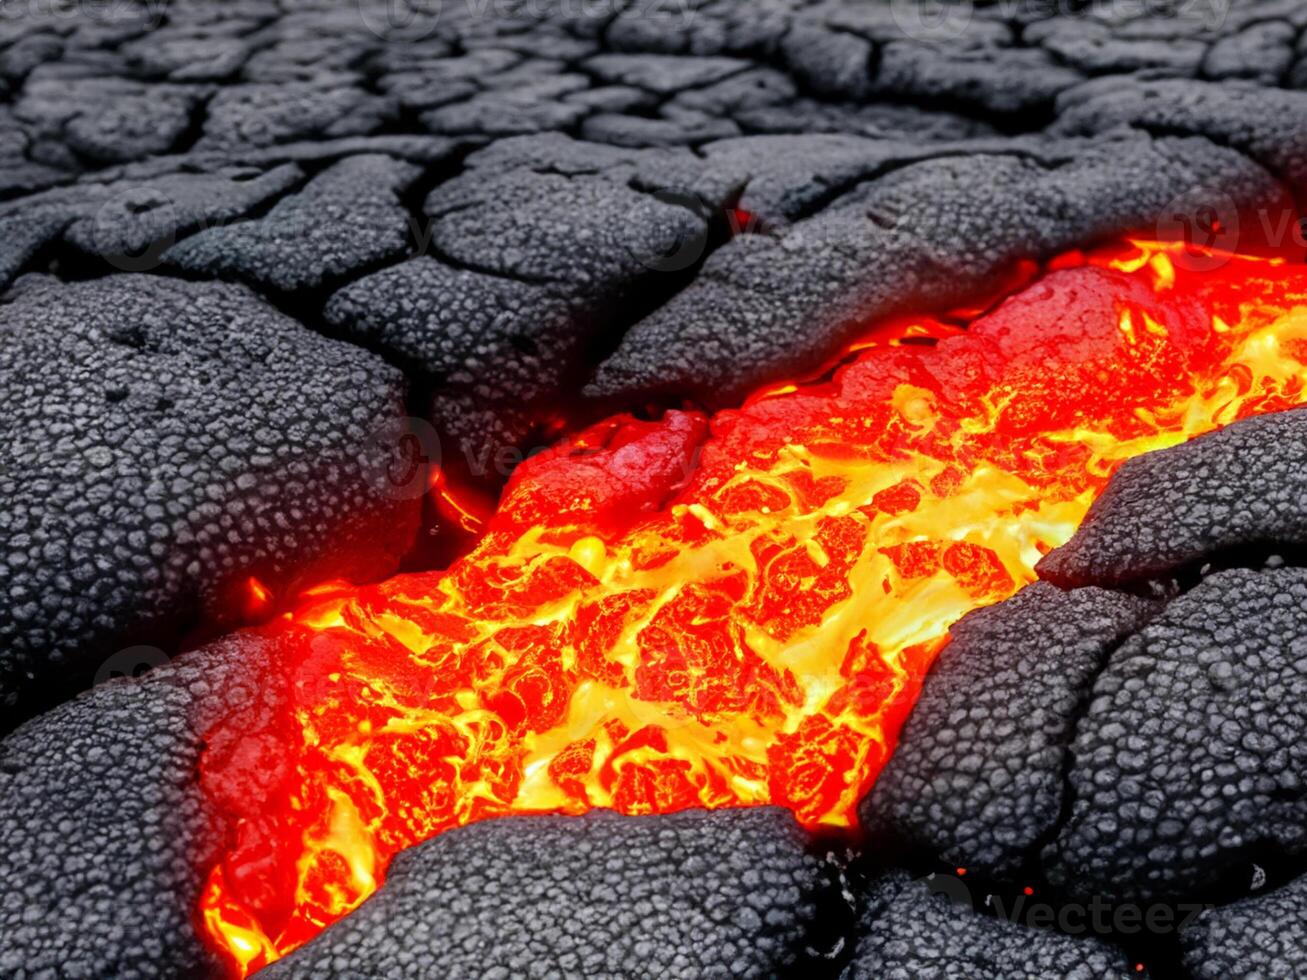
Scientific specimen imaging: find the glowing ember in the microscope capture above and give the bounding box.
[199,239,1307,975]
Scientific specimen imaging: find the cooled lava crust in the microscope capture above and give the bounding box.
[6,2,1307,979]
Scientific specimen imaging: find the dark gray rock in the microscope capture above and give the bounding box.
[324,257,581,469]
[1181,872,1307,980]
[420,90,588,137]
[423,162,705,286]
[1202,20,1297,83]
[589,134,1284,408]
[61,163,304,272]
[0,275,419,712]
[872,43,1084,117]
[0,201,70,287]
[196,78,394,151]
[0,632,278,979]
[582,53,751,94]
[14,73,206,165]
[1053,77,1307,187]
[580,109,742,148]
[864,583,1158,880]
[1027,17,1207,75]
[1039,409,1307,589]
[779,25,873,100]
[164,154,421,293]
[734,99,998,141]
[1045,567,1307,902]
[842,872,1138,980]
[262,807,836,980]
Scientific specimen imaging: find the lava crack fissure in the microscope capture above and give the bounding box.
[176,238,1307,977]
[12,2,1307,979]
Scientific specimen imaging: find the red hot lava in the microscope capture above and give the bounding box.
[199,239,1307,975]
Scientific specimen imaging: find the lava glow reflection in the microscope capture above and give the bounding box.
[199,239,1307,975]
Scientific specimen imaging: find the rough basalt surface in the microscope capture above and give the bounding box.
[1181,871,1307,979]
[262,807,837,980]
[841,871,1137,980]
[862,410,1307,978]
[6,0,1307,977]
[1039,407,1307,589]
[0,633,278,979]
[0,274,418,716]
[863,583,1160,879]
[1046,565,1307,902]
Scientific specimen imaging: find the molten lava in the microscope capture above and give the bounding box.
[199,239,1307,975]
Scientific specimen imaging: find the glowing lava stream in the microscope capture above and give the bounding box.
[200,239,1307,975]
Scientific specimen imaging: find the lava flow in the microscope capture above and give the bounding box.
[199,239,1307,975]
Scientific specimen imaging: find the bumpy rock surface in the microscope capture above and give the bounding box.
[864,583,1159,879]
[0,633,279,979]
[1181,871,1307,979]
[7,0,1307,978]
[1046,565,1307,902]
[841,872,1138,980]
[1039,408,1307,588]
[262,807,835,980]
[856,410,1307,975]
[164,154,422,293]
[587,136,1284,407]
[0,274,418,714]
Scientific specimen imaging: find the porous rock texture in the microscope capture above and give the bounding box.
[0,632,279,979]
[863,582,1160,880]
[0,274,418,717]
[841,872,1138,980]
[1180,871,1307,979]
[7,0,1307,978]
[4,0,1307,715]
[262,807,837,980]
[1039,407,1307,588]
[1046,565,1307,903]
[866,411,1307,978]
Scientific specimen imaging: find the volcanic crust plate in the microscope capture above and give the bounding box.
[6,1,1307,978]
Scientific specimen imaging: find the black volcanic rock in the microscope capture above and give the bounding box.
[195,78,395,152]
[63,163,305,270]
[324,257,581,471]
[863,583,1158,879]
[0,632,278,979]
[6,2,1307,976]
[589,134,1284,408]
[1039,409,1307,589]
[14,72,205,165]
[841,872,1138,980]
[0,275,419,713]
[1045,566,1307,902]
[262,807,837,980]
[871,43,1084,116]
[164,154,421,294]
[1181,871,1307,979]
[421,149,707,288]
[1052,77,1307,188]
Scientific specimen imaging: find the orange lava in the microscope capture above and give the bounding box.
[199,239,1307,975]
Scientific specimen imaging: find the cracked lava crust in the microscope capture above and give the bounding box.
[194,238,1307,975]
